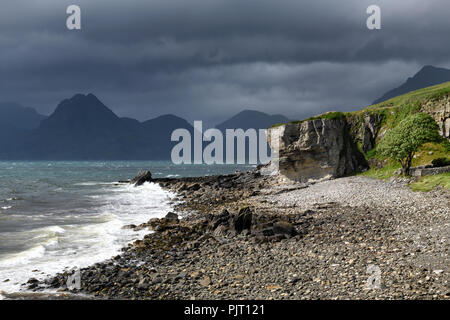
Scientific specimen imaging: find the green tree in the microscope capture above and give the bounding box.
[377,113,440,175]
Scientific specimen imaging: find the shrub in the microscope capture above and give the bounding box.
[377,113,440,175]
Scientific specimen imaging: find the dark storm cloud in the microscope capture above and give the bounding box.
[0,0,450,123]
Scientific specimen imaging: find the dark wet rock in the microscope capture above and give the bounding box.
[164,212,179,222]
[178,183,188,191]
[272,221,296,236]
[234,207,252,234]
[133,223,148,231]
[187,183,201,191]
[131,170,152,186]
[26,278,40,289]
[208,209,231,230]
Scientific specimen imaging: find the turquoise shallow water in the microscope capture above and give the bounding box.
[0,161,254,295]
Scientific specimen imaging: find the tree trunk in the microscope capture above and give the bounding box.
[401,153,413,176]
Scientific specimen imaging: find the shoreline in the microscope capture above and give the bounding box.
[14,169,450,300]
[0,176,173,300]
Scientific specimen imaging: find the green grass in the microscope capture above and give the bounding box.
[443,139,450,153]
[359,162,399,181]
[411,142,449,167]
[271,112,347,128]
[363,81,450,112]
[409,173,450,192]
[361,163,450,192]
[304,111,347,121]
[270,123,284,128]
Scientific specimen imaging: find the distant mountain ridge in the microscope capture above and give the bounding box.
[0,102,47,130]
[0,102,47,153]
[0,95,291,160]
[215,110,290,131]
[1,94,194,160]
[373,65,450,104]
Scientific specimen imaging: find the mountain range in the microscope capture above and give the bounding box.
[2,65,448,160]
[0,94,194,160]
[0,94,288,160]
[373,65,450,104]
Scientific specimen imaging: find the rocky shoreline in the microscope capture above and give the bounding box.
[21,168,449,300]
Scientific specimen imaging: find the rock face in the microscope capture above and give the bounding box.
[268,118,368,182]
[421,96,450,139]
[348,113,384,153]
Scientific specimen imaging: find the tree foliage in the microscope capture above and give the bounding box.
[377,113,440,175]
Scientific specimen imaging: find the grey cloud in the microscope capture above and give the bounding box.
[0,0,449,123]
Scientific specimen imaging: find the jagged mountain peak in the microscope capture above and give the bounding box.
[48,93,119,124]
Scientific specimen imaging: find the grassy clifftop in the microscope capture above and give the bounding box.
[363,81,450,112]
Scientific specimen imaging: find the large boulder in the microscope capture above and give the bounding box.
[164,212,179,222]
[208,209,231,230]
[186,183,201,191]
[234,206,252,234]
[253,219,298,243]
[268,117,367,182]
[272,221,296,236]
[131,170,152,186]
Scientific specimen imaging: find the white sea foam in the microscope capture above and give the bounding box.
[45,226,66,234]
[0,245,47,267]
[3,197,22,202]
[0,182,174,298]
[74,181,118,186]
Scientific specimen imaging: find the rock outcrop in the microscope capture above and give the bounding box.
[268,117,368,182]
[421,95,450,139]
[131,170,152,186]
[347,113,384,153]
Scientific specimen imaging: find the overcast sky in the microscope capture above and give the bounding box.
[1,0,450,125]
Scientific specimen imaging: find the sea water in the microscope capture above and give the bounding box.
[0,161,253,297]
